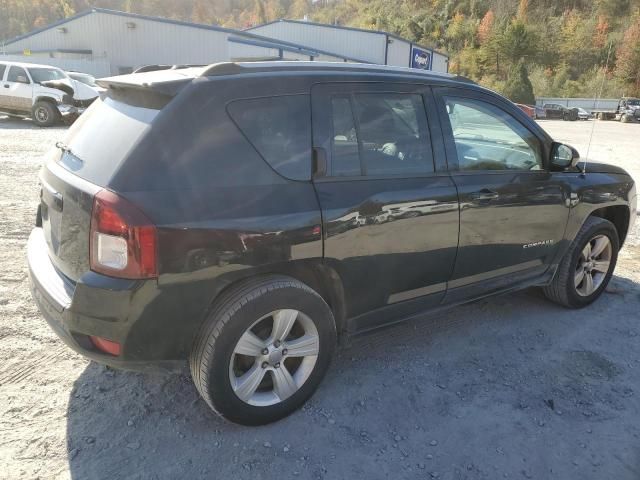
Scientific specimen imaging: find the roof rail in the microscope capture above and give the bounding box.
[200,61,458,79]
[134,64,206,73]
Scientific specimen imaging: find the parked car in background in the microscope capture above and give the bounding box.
[576,107,592,120]
[534,105,546,119]
[542,103,579,121]
[515,103,535,119]
[0,61,100,126]
[28,62,637,425]
[0,61,77,126]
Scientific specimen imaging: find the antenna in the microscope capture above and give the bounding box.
[584,41,613,176]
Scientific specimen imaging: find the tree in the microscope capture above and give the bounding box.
[615,16,640,95]
[502,59,535,104]
[497,19,536,65]
[477,9,494,45]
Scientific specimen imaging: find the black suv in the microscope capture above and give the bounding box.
[28,62,637,425]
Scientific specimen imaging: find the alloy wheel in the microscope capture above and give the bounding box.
[574,234,612,296]
[228,309,319,406]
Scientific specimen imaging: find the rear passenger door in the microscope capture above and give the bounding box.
[311,83,459,330]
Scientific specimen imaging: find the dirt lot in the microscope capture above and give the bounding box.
[0,117,639,480]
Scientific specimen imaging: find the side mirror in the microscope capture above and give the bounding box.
[551,142,580,169]
[16,75,29,84]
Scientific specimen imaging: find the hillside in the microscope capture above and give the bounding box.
[1,0,639,98]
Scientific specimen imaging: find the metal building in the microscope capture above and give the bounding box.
[1,9,448,77]
[0,9,362,76]
[246,19,449,72]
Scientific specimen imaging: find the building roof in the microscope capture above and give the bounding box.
[246,19,448,59]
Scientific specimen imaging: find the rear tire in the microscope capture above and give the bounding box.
[31,101,60,127]
[190,276,337,425]
[543,217,618,309]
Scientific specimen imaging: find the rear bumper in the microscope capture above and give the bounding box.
[27,228,187,371]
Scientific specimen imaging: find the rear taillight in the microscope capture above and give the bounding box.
[89,335,121,356]
[90,189,157,279]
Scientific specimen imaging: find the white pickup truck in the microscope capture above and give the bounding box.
[0,61,99,127]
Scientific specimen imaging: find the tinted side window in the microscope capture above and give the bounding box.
[330,93,434,176]
[445,97,542,171]
[0,64,6,81]
[7,66,29,83]
[228,95,311,181]
[330,96,360,176]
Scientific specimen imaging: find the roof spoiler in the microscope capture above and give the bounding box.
[96,69,201,97]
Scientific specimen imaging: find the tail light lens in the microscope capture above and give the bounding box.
[89,335,122,356]
[90,189,157,279]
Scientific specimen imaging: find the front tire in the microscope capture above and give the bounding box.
[31,101,60,127]
[190,276,337,425]
[543,217,618,308]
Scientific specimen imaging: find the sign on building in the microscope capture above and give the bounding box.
[411,46,431,70]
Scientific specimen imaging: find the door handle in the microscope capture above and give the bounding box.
[3,85,9,88]
[470,189,499,201]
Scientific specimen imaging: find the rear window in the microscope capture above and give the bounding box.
[227,95,312,181]
[59,96,158,186]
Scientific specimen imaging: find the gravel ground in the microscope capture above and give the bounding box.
[0,116,639,480]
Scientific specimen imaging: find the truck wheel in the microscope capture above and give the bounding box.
[620,114,629,123]
[31,101,60,127]
[190,276,337,425]
[543,217,618,309]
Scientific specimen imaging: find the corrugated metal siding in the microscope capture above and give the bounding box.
[535,97,619,110]
[249,22,385,64]
[7,12,230,74]
[386,38,410,67]
[432,52,448,73]
[228,42,280,61]
[283,51,312,61]
[0,54,111,77]
[313,53,346,62]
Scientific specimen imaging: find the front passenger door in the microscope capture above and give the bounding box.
[436,90,571,301]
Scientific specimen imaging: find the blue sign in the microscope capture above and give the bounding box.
[411,47,431,70]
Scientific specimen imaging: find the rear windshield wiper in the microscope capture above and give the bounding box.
[55,141,82,164]
[55,141,72,153]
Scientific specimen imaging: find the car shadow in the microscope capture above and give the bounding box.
[64,274,640,479]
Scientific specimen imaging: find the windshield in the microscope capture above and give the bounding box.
[28,67,67,83]
[69,73,97,87]
[626,99,640,106]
